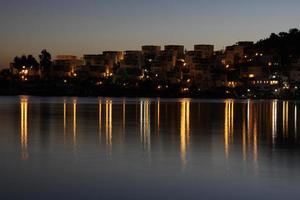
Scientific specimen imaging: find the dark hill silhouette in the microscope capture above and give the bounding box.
[250,28,300,70]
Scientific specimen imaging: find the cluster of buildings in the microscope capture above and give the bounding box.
[9,41,300,96]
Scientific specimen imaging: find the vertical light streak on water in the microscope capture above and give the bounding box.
[123,98,126,135]
[247,100,252,152]
[141,100,151,151]
[272,100,278,146]
[140,100,143,144]
[145,100,151,152]
[156,99,160,135]
[109,101,112,147]
[186,100,190,146]
[180,99,190,170]
[73,99,77,148]
[253,107,259,174]
[224,101,229,159]
[105,99,113,154]
[242,104,247,161]
[99,99,102,143]
[20,97,28,160]
[106,100,109,145]
[63,99,67,142]
[283,101,289,138]
[181,101,187,169]
[139,99,151,164]
[295,104,297,138]
[224,99,234,159]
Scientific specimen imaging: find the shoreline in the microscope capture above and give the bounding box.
[1,80,299,100]
[0,90,298,101]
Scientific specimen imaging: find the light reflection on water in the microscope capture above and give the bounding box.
[1,96,300,199]
[20,97,28,160]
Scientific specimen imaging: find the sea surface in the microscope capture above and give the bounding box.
[1,96,300,199]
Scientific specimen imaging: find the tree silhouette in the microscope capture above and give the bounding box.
[27,55,39,69]
[13,56,22,70]
[13,55,39,70]
[289,28,299,35]
[39,50,52,72]
[20,55,27,67]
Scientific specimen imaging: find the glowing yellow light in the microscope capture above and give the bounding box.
[99,99,102,140]
[180,100,190,170]
[140,100,151,152]
[20,97,28,159]
[224,99,234,159]
[271,100,278,146]
[73,99,77,146]
[182,88,189,92]
[283,101,289,138]
[249,74,255,78]
[105,100,113,153]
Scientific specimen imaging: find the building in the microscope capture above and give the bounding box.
[53,55,83,77]
[290,69,300,83]
[240,65,265,79]
[120,51,142,69]
[83,54,104,66]
[185,51,214,88]
[224,41,254,65]
[194,45,214,59]
[142,45,161,55]
[164,45,184,55]
[141,46,161,70]
[186,51,202,70]
[162,45,185,69]
[103,51,124,64]
[84,52,124,78]
[115,67,143,85]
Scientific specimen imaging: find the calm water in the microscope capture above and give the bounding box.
[1,96,300,199]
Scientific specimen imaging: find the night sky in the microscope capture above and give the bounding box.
[1,0,300,68]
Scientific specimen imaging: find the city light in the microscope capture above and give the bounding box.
[3,31,300,99]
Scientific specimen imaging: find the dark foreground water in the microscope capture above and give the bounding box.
[1,96,300,199]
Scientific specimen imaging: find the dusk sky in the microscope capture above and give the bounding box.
[1,0,300,68]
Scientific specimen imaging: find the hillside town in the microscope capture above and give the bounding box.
[2,29,300,98]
